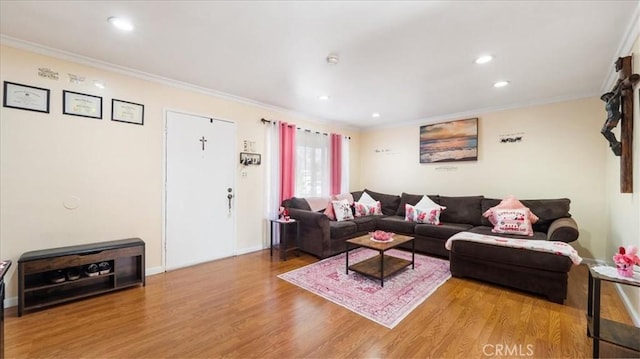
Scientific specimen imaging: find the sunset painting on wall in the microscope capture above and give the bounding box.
[419,118,478,163]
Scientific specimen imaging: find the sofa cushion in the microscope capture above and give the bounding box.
[520,199,571,233]
[438,195,484,226]
[396,193,440,217]
[468,226,547,241]
[329,220,357,238]
[287,197,311,211]
[376,216,415,234]
[360,189,401,215]
[414,222,473,239]
[351,216,377,233]
[449,240,571,272]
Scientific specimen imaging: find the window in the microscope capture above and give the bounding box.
[295,130,329,197]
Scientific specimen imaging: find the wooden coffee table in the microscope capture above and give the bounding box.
[345,234,415,287]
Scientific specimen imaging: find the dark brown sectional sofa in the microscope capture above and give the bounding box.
[284,189,580,303]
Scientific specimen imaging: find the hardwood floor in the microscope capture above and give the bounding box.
[4,249,637,358]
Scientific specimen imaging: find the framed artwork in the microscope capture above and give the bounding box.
[63,90,102,119]
[111,99,144,125]
[3,81,50,113]
[419,118,478,163]
[240,152,261,165]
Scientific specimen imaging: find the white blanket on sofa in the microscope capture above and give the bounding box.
[445,231,583,265]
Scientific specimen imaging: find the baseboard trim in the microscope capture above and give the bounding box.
[146,266,164,276]
[236,246,265,256]
[615,284,640,327]
[3,296,17,309]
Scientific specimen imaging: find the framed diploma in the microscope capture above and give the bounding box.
[111,99,144,125]
[3,81,50,113]
[63,90,102,119]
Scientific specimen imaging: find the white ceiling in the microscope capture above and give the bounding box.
[1,1,638,129]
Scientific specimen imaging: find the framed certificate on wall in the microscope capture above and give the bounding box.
[63,90,102,119]
[3,81,50,113]
[111,99,144,125]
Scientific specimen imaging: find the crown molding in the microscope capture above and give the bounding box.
[601,2,640,92]
[364,91,599,132]
[0,34,334,127]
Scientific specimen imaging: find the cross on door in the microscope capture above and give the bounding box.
[199,136,207,151]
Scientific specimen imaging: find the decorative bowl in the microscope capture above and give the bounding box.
[369,230,394,242]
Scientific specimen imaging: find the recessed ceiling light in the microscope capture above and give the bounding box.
[318,95,330,100]
[326,53,339,65]
[493,81,510,88]
[108,17,134,32]
[475,55,493,64]
[372,113,380,118]
[94,81,105,89]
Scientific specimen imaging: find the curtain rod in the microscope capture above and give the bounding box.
[260,118,351,139]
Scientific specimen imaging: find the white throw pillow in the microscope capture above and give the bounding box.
[358,191,377,205]
[415,195,445,211]
[332,199,354,221]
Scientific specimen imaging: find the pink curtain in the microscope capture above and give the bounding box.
[330,133,342,195]
[279,122,296,202]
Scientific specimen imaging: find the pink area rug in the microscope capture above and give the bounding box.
[278,248,451,328]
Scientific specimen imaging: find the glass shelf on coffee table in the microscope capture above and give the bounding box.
[586,264,640,358]
[345,234,415,287]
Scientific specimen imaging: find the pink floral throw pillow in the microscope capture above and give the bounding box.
[491,208,534,236]
[324,201,336,220]
[332,199,354,222]
[354,201,382,217]
[483,195,539,225]
[405,204,442,225]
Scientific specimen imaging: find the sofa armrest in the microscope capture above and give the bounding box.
[547,217,579,243]
[287,208,331,257]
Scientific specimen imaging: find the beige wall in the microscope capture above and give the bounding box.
[359,97,607,260]
[0,45,360,300]
[604,36,639,324]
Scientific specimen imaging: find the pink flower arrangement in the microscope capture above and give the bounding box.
[279,206,290,221]
[613,245,640,277]
[370,230,394,242]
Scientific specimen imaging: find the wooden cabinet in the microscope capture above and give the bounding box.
[18,238,145,316]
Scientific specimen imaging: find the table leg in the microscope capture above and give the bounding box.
[593,278,601,358]
[380,251,384,287]
[411,238,415,269]
[280,223,287,261]
[345,243,350,274]
[270,221,274,257]
[295,221,300,257]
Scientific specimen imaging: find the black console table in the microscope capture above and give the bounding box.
[586,265,640,358]
[270,219,299,261]
[18,238,145,316]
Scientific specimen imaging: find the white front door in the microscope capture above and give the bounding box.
[165,111,236,270]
